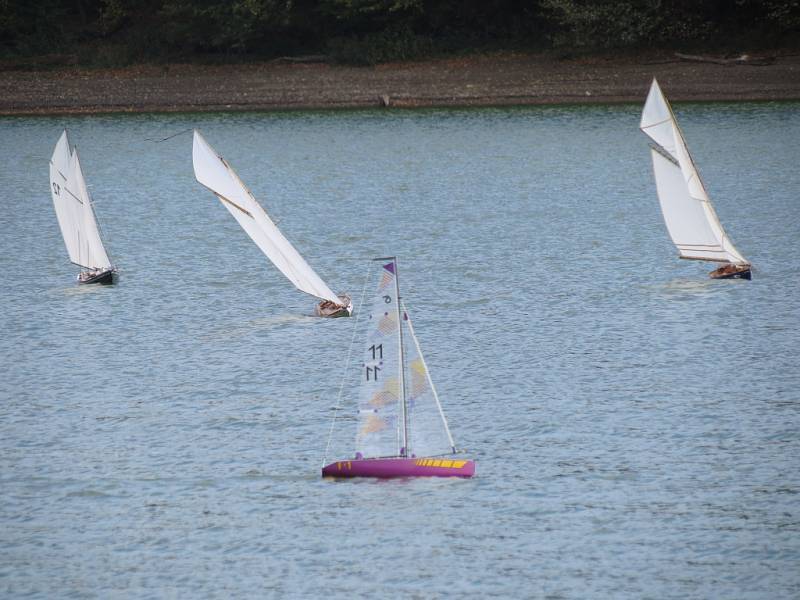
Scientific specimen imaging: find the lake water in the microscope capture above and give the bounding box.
[1,103,799,599]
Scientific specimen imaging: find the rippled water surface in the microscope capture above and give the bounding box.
[1,103,799,598]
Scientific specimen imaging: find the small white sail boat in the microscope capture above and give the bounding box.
[322,258,474,478]
[49,130,117,285]
[191,131,352,317]
[640,79,752,280]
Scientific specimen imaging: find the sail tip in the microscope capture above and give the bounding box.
[372,256,397,273]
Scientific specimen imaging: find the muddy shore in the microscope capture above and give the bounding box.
[1,51,799,115]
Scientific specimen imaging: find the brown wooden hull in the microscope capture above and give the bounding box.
[709,264,751,280]
[314,294,352,318]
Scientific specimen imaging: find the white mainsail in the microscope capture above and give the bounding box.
[49,130,112,270]
[191,130,341,304]
[640,79,748,265]
[355,260,403,458]
[50,131,79,265]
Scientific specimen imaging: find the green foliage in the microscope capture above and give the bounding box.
[0,0,797,65]
[159,0,294,53]
[732,0,800,45]
[0,0,69,55]
[541,0,800,49]
[540,0,713,49]
[327,24,432,64]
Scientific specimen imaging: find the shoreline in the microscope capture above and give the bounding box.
[1,51,799,115]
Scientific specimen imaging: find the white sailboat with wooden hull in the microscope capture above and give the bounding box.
[49,130,118,285]
[191,131,352,316]
[322,258,474,478]
[640,79,752,280]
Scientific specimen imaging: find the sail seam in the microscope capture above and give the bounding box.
[650,143,678,166]
[678,256,732,263]
[677,244,726,250]
[641,116,673,130]
[61,185,85,206]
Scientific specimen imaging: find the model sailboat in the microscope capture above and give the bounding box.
[49,130,117,285]
[322,258,474,478]
[192,131,352,316]
[640,79,752,280]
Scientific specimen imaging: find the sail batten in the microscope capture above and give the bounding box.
[192,130,341,304]
[641,80,748,266]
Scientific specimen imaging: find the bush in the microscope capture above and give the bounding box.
[327,25,432,64]
[540,0,713,49]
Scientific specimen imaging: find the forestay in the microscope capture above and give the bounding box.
[191,131,340,304]
[640,79,748,265]
[49,131,112,270]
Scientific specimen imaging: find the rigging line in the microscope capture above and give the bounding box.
[304,255,388,262]
[322,261,372,468]
[145,128,193,143]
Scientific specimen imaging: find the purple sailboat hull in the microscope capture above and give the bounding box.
[322,456,475,479]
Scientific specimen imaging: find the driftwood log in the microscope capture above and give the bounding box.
[675,52,775,66]
[271,55,330,64]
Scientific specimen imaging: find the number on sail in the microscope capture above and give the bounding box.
[365,366,380,381]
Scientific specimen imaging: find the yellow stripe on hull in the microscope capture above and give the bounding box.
[414,458,468,469]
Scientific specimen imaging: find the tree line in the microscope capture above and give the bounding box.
[1,0,798,66]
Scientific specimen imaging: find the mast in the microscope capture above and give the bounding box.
[375,256,409,457]
[394,258,409,457]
